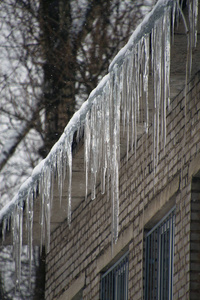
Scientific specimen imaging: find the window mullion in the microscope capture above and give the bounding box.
[145,208,175,300]
[101,251,129,300]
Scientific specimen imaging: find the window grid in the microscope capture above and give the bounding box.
[101,251,129,300]
[145,207,175,300]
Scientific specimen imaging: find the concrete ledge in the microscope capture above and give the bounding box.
[96,225,133,274]
[58,272,85,300]
[143,174,180,228]
[189,152,200,180]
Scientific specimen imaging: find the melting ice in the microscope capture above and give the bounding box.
[0,0,198,288]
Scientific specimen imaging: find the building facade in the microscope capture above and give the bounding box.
[45,1,200,299]
[45,71,200,299]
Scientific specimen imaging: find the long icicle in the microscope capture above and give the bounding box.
[66,133,73,225]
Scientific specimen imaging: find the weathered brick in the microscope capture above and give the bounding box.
[44,71,200,300]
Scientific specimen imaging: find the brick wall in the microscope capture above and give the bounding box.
[45,72,200,300]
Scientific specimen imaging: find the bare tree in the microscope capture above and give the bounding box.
[0,0,152,198]
[38,0,150,156]
[0,0,43,206]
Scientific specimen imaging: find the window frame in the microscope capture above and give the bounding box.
[101,251,129,300]
[144,207,175,300]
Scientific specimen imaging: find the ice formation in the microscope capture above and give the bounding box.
[0,0,198,288]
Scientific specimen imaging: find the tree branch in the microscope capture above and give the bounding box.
[0,108,41,172]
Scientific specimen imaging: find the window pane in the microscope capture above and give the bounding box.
[159,227,170,299]
[101,252,129,300]
[145,208,175,300]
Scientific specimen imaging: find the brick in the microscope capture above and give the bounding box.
[45,75,200,300]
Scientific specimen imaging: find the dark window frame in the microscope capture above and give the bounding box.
[145,207,175,300]
[101,251,129,300]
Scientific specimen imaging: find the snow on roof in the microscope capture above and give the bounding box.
[0,0,175,223]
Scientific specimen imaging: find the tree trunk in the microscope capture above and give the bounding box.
[39,0,76,156]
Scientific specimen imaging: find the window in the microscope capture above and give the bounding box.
[145,208,175,300]
[101,251,129,300]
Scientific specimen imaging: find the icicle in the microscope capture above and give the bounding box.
[39,167,50,253]
[188,0,198,76]
[109,70,115,243]
[85,94,103,200]
[57,148,63,206]
[172,1,178,45]
[12,204,23,289]
[39,178,45,255]
[18,205,23,288]
[90,100,98,200]
[62,146,67,187]
[188,2,193,77]
[101,167,106,195]
[114,70,121,243]
[163,8,171,148]
[129,50,134,154]
[176,1,190,131]
[136,43,141,130]
[100,89,107,195]
[26,189,33,288]
[11,212,15,257]
[97,97,103,170]
[136,41,142,153]
[28,199,33,288]
[97,83,110,195]
[144,34,150,134]
[46,167,52,253]
[95,96,103,195]
[39,165,52,254]
[133,50,138,157]
[121,55,128,136]
[110,66,121,244]
[103,82,111,195]
[7,215,10,231]
[84,111,91,200]
[192,0,198,48]
[2,217,7,243]
[50,163,55,209]
[152,10,169,170]
[124,54,130,160]
[127,48,135,155]
[152,23,157,172]
[76,117,83,144]
[157,20,162,164]
[66,133,73,225]
[45,200,51,253]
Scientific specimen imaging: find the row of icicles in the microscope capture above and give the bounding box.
[0,0,198,289]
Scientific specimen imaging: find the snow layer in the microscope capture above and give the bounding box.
[0,0,198,288]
